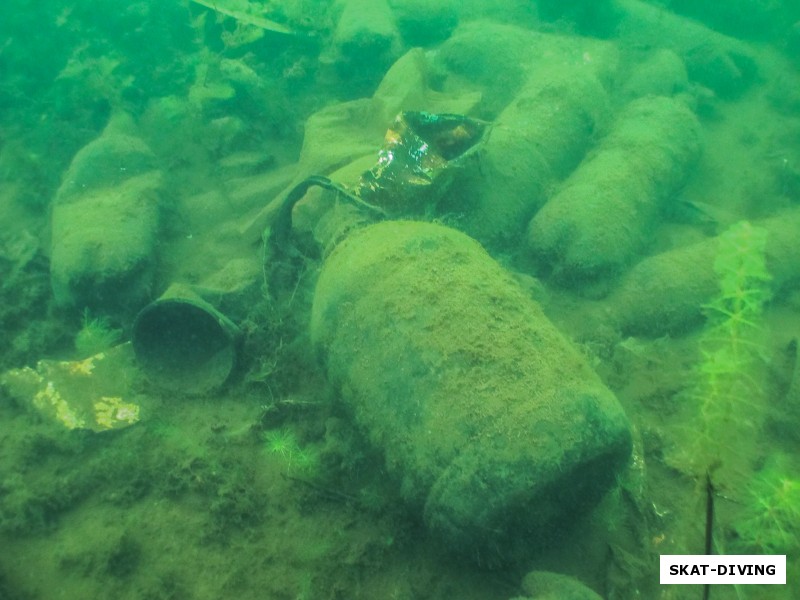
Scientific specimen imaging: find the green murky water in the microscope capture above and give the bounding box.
[1,1,799,599]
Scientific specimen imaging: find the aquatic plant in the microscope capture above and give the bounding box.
[703,220,772,337]
[264,426,297,454]
[664,221,773,559]
[680,221,771,483]
[74,308,122,357]
[733,456,800,554]
[263,427,320,476]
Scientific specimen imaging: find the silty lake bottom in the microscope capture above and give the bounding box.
[1,1,799,599]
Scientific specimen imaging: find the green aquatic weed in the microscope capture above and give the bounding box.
[734,457,800,554]
[702,220,771,350]
[264,427,300,459]
[263,427,320,476]
[293,446,320,475]
[685,221,771,478]
[74,308,122,357]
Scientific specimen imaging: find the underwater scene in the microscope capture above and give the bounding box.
[1,0,800,598]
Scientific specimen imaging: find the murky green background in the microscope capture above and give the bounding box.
[1,1,799,599]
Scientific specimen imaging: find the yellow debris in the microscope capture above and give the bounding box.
[93,396,140,430]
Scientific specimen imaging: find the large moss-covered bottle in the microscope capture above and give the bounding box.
[309,219,631,561]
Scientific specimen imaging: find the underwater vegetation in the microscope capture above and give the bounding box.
[733,454,800,555]
[74,308,122,358]
[680,220,772,483]
[263,426,320,476]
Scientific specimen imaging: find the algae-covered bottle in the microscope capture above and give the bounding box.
[308,218,632,561]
